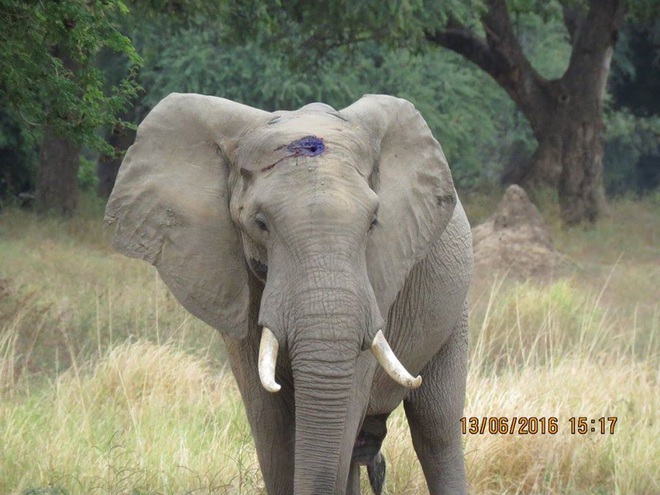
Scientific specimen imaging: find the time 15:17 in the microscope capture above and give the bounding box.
[569,417,618,434]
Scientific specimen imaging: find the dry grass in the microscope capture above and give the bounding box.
[1,341,261,494]
[0,198,225,377]
[381,360,659,495]
[379,260,659,494]
[1,193,658,494]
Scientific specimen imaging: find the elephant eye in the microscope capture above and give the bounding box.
[255,214,269,232]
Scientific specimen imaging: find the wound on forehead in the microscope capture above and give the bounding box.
[284,135,325,157]
[263,136,326,172]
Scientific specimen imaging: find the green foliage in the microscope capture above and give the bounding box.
[611,20,660,116]
[605,20,660,194]
[77,156,98,191]
[3,0,656,198]
[207,0,658,197]
[0,109,38,203]
[137,26,352,111]
[507,3,572,80]
[0,0,142,154]
[127,13,531,187]
[604,109,660,194]
[625,0,660,20]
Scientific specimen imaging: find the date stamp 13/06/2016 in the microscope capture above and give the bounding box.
[460,416,618,435]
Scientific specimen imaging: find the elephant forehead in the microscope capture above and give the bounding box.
[237,114,372,175]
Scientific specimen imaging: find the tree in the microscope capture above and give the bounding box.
[0,0,140,214]
[229,0,656,225]
[429,0,625,224]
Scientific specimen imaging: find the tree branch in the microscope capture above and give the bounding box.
[426,25,505,79]
[562,3,585,45]
[565,0,626,84]
[426,0,552,130]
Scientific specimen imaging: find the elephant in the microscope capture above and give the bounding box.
[105,93,473,495]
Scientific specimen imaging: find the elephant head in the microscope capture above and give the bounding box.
[105,93,457,493]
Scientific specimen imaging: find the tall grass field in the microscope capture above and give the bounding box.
[1,193,658,494]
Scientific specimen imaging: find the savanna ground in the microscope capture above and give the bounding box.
[0,192,658,495]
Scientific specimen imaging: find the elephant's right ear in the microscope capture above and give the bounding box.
[105,93,270,338]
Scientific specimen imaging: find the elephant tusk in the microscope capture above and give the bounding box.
[371,330,422,389]
[258,327,282,393]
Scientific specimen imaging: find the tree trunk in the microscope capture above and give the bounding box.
[35,45,82,215]
[556,110,607,225]
[35,128,81,215]
[96,122,136,198]
[530,1,619,225]
[524,80,608,225]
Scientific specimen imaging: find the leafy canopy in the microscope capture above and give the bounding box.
[0,0,142,154]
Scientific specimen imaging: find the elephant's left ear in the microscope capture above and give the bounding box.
[341,95,457,315]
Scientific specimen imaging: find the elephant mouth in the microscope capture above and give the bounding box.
[249,258,268,281]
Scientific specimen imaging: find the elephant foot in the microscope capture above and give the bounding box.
[367,451,386,495]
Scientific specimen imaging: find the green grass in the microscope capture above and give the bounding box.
[1,193,658,494]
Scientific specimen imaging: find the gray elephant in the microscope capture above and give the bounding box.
[105,93,473,495]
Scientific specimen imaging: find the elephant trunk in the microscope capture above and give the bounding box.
[291,329,370,495]
[258,249,379,493]
[289,270,374,494]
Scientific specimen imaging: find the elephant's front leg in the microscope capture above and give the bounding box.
[403,305,469,495]
[224,336,295,495]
